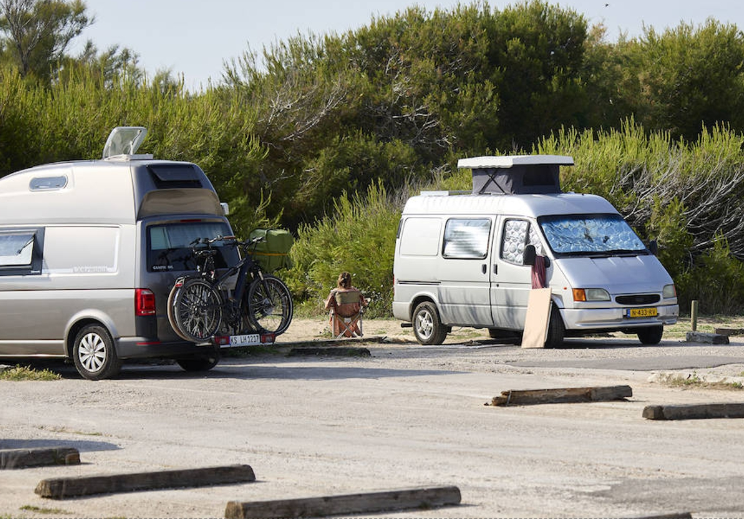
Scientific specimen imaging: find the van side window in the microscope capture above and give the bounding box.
[501,219,542,265]
[399,218,441,256]
[442,218,491,259]
[0,228,44,275]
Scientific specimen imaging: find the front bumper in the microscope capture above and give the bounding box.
[562,304,679,331]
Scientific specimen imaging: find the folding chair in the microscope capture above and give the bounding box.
[329,289,365,338]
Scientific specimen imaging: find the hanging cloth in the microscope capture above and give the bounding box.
[531,255,547,289]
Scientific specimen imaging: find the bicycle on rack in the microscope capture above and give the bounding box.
[166,235,293,344]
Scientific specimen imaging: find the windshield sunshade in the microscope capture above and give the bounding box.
[540,214,645,255]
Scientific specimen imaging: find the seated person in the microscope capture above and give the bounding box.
[325,271,367,337]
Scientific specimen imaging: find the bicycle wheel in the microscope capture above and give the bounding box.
[171,278,223,342]
[244,275,293,335]
[167,282,194,342]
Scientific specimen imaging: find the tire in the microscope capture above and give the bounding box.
[167,282,195,342]
[544,305,565,348]
[245,275,293,335]
[177,353,220,372]
[637,325,663,345]
[412,301,448,345]
[73,324,122,380]
[171,278,222,342]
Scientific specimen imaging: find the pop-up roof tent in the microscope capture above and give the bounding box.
[457,155,574,195]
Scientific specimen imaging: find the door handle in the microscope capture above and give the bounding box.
[482,264,487,274]
[492,264,498,275]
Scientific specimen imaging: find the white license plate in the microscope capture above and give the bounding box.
[228,334,261,347]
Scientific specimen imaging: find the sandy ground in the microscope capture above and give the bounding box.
[3,319,744,518]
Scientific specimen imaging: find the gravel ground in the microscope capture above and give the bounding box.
[3,319,744,518]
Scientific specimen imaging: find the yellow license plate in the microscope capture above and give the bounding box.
[626,307,658,318]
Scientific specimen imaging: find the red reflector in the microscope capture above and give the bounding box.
[136,341,162,346]
[214,336,230,346]
[261,333,276,344]
[135,288,156,316]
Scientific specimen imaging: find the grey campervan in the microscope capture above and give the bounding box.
[0,127,242,379]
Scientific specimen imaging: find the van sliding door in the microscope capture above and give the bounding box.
[437,217,494,326]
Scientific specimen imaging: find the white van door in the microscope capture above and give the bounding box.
[437,217,494,326]
[490,218,545,330]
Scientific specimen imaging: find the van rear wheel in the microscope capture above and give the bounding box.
[73,324,122,380]
[412,302,448,345]
[177,353,219,372]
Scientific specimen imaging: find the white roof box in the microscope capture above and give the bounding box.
[457,154,574,195]
[457,155,574,169]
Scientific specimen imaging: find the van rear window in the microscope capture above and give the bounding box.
[147,222,237,272]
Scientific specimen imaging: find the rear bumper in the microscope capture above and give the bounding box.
[116,337,217,359]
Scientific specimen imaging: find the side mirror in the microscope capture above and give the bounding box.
[220,202,230,216]
[648,240,658,256]
[523,244,536,266]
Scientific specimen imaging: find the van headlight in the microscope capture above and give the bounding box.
[572,288,611,302]
[663,284,676,299]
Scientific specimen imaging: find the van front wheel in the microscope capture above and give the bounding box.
[73,324,122,380]
[637,326,663,345]
[413,302,448,345]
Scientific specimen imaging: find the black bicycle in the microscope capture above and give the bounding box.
[166,235,293,343]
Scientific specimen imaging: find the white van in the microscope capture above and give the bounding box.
[0,127,270,379]
[393,155,679,346]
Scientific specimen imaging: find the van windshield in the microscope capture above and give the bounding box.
[539,214,646,256]
[147,221,237,272]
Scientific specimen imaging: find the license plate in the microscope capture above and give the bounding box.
[626,307,658,318]
[228,334,261,347]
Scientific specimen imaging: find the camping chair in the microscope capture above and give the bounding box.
[329,289,365,338]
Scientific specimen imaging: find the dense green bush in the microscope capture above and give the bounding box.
[284,182,400,317]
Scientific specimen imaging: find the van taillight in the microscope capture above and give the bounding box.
[135,289,156,316]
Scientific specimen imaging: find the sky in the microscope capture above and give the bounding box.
[75,0,743,91]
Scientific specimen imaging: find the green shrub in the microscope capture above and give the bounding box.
[284,182,400,317]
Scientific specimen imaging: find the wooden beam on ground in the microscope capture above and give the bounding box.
[490,385,632,407]
[0,447,80,469]
[643,403,744,421]
[35,464,256,499]
[685,331,729,344]
[224,485,461,519]
[715,327,744,336]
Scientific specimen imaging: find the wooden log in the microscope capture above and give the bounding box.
[715,327,744,336]
[685,331,729,344]
[0,447,80,469]
[490,385,633,407]
[630,513,692,519]
[643,403,744,421]
[35,464,256,499]
[225,485,461,519]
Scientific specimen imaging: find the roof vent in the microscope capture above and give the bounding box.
[102,126,149,159]
[458,155,573,195]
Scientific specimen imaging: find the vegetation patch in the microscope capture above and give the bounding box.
[655,372,744,390]
[19,505,71,515]
[0,366,61,381]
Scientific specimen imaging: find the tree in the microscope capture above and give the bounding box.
[0,0,91,83]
